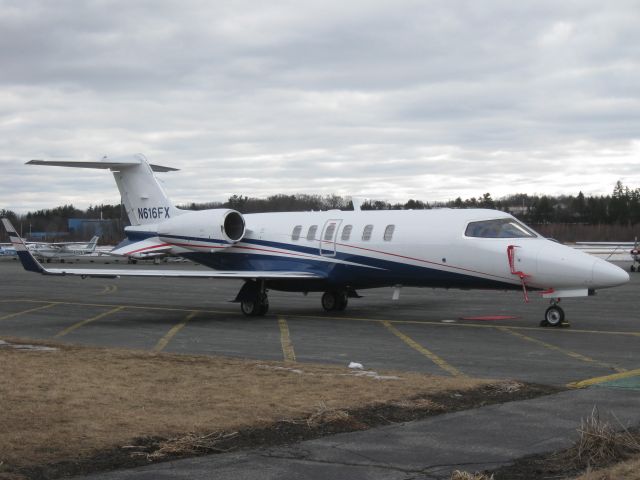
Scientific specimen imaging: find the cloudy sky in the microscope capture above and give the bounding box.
[1,0,639,212]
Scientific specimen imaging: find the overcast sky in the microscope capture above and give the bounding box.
[1,0,639,212]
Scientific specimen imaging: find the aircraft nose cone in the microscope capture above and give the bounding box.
[592,259,629,288]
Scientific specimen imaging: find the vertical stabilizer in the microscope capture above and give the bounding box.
[86,236,99,252]
[109,154,182,225]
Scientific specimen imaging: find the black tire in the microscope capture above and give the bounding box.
[259,295,269,315]
[241,294,269,316]
[544,305,565,327]
[240,300,259,316]
[631,265,636,272]
[336,292,348,311]
[321,291,338,311]
[322,290,348,312]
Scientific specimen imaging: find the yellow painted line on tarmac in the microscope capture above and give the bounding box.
[5,299,237,315]
[381,320,465,377]
[99,284,118,294]
[154,311,198,352]
[497,326,627,373]
[0,302,58,321]
[53,306,124,338]
[288,312,640,338]
[4,299,640,338]
[567,368,640,389]
[278,317,296,362]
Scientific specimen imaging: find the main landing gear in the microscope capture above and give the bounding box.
[235,282,357,316]
[236,280,269,317]
[240,292,269,316]
[540,300,568,328]
[321,290,348,312]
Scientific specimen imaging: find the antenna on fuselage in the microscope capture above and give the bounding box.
[351,197,366,211]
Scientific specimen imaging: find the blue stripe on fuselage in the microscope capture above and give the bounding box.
[123,231,518,291]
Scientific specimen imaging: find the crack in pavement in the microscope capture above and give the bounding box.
[260,447,507,479]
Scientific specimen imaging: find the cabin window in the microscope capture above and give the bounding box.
[465,218,537,238]
[341,225,353,241]
[291,225,302,241]
[383,224,395,241]
[324,223,337,241]
[306,225,318,240]
[362,224,374,241]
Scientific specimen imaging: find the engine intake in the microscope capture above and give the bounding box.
[158,209,245,246]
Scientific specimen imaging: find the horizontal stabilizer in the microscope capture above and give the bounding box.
[27,159,178,172]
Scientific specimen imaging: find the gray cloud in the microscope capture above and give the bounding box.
[1,0,639,212]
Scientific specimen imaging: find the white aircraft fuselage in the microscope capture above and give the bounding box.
[127,208,626,295]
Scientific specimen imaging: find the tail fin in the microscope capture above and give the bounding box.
[87,236,99,252]
[1,218,44,273]
[27,154,183,226]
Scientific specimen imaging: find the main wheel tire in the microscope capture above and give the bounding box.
[241,294,269,316]
[259,295,269,315]
[544,305,565,327]
[336,292,348,311]
[321,291,337,311]
[241,300,260,316]
[322,291,348,312]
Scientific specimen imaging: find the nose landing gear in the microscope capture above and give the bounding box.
[540,300,569,327]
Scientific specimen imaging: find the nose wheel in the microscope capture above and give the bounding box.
[540,301,568,327]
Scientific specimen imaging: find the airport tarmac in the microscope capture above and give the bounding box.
[0,258,638,388]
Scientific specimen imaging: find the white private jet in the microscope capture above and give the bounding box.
[31,236,100,261]
[2,154,629,327]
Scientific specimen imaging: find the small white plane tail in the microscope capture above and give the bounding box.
[86,236,99,252]
[28,154,184,226]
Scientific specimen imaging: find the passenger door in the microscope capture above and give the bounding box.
[319,219,342,257]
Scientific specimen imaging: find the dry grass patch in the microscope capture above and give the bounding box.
[573,455,640,479]
[450,471,494,480]
[0,337,489,471]
[554,407,640,471]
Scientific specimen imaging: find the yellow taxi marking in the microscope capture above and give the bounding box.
[99,284,118,294]
[382,320,465,377]
[497,326,627,373]
[3,300,640,338]
[278,317,296,362]
[567,368,640,389]
[53,306,124,338]
[1,299,237,315]
[154,311,198,352]
[0,303,58,321]
[288,312,640,337]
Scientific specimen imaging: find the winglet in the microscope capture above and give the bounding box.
[1,218,46,273]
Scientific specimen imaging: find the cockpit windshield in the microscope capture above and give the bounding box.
[465,218,538,238]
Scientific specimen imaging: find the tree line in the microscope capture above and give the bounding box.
[1,181,639,243]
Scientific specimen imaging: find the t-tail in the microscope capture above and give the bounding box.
[27,154,183,226]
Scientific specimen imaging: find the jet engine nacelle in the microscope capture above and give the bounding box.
[158,209,245,247]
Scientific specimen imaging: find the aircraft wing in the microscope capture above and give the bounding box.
[2,218,324,281]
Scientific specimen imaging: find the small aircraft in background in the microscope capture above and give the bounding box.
[31,236,100,262]
[631,238,639,272]
[2,154,629,328]
[0,244,16,256]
